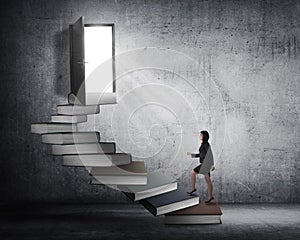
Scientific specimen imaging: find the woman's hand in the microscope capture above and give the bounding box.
[187,152,192,156]
[210,165,215,171]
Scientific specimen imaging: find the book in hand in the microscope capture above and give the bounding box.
[139,188,199,216]
[63,153,132,167]
[42,132,100,144]
[52,142,115,155]
[118,171,177,201]
[31,123,77,134]
[51,115,87,123]
[164,201,222,224]
[90,161,147,185]
[56,104,100,115]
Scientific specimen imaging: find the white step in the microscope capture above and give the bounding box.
[31,123,77,134]
[51,115,87,123]
[62,153,131,167]
[57,104,100,115]
[52,142,115,155]
[42,132,100,144]
[89,161,147,185]
[68,92,117,105]
[117,171,178,201]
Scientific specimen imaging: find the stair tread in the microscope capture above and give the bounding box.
[31,123,77,134]
[64,152,130,155]
[69,92,117,105]
[56,104,100,115]
[165,201,222,216]
[52,142,116,155]
[89,161,147,185]
[90,161,147,176]
[31,122,76,125]
[63,153,132,167]
[118,171,178,201]
[42,132,100,144]
[118,171,176,192]
[42,131,100,134]
[51,115,87,123]
[139,188,199,216]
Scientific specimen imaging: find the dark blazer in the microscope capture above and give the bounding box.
[191,141,214,174]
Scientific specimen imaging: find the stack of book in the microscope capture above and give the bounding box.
[120,171,222,223]
[164,200,222,224]
[31,96,222,224]
[118,171,200,217]
[30,100,147,186]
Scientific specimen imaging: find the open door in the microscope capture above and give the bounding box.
[69,16,116,105]
[69,16,86,105]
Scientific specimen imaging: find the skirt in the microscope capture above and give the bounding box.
[193,164,210,177]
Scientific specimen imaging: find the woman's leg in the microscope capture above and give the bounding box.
[204,174,213,199]
[189,170,197,191]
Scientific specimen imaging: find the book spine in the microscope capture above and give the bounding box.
[139,199,157,216]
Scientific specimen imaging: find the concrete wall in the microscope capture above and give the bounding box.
[0,0,299,203]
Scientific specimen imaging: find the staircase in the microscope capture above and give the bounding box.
[31,92,222,224]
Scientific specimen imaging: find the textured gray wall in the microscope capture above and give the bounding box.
[0,0,299,203]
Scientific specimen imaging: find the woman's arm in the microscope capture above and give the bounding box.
[187,152,199,157]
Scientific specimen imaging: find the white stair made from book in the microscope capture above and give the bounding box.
[68,92,117,105]
[51,115,88,123]
[52,143,116,155]
[41,132,100,144]
[57,104,100,115]
[63,153,132,167]
[31,123,77,134]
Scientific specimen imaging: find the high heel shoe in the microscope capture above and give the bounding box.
[187,189,197,195]
[205,196,214,204]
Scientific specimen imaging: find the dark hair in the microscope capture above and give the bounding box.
[200,130,209,142]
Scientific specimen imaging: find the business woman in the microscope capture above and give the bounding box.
[187,130,215,204]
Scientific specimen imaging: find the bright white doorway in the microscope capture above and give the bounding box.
[84,25,114,94]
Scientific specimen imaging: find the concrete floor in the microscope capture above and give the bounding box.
[0,203,299,240]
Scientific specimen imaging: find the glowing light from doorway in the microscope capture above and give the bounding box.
[84,26,113,93]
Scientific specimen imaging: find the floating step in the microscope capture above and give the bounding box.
[164,201,222,225]
[69,92,117,105]
[90,161,147,185]
[31,123,77,134]
[52,142,115,155]
[42,132,100,144]
[118,171,177,201]
[63,153,132,167]
[139,188,199,216]
[57,104,100,115]
[51,115,87,123]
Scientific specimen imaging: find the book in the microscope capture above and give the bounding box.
[63,153,132,167]
[139,188,199,216]
[42,132,100,144]
[56,104,100,115]
[164,201,222,224]
[51,115,87,123]
[118,171,177,201]
[31,123,77,134]
[69,92,117,105]
[90,161,147,185]
[52,142,115,155]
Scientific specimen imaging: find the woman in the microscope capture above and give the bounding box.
[187,130,215,204]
